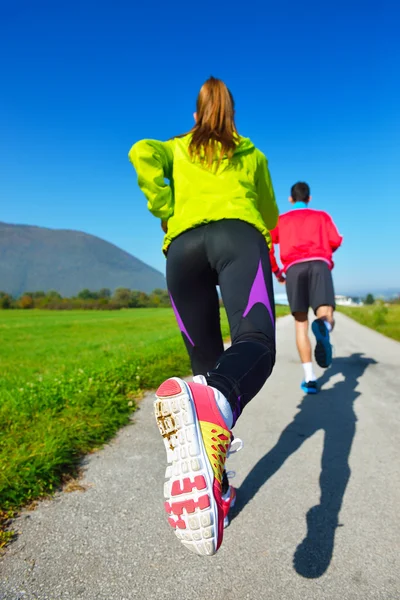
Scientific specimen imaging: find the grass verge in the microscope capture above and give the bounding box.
[337,304,400,342]
[0,305,289,547]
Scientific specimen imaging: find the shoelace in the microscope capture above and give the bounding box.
[225,436,244,482]
[228,436,243,458]
[192,375,244,479]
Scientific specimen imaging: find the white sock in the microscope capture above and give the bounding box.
[193,375,233,429]
[302,362,316,383]
[210,387,233,429]
[324,321,332,332]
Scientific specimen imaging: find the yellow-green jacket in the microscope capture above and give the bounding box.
[129,134,278,253]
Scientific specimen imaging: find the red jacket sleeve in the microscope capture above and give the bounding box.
[326,215,343,252]
[269,244,283,279]
[271,224,279,244]
[269,244,280,274]
[269,230,284,279]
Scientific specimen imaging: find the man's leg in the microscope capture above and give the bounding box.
[294,311,311,362]
[310,262,336,368]
[294,312,317,388]
[286,264,317,392]
[315,304,335,330]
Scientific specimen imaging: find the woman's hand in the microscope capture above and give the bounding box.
[161,220,168,233]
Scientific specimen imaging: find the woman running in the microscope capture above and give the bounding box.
[129,77,278,556]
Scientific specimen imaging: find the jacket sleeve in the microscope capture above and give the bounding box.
[326,214,343,252]
[269,242,284,279]
[271,224,279,244]
[255,151,279,231]
[269,225,284,279]
[128,139,174,220]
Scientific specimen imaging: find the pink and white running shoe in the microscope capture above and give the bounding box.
[154,377,232,556]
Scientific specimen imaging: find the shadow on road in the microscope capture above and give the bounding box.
[231,353,377,578]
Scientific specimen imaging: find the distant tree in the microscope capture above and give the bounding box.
[19,294,34,309]
[78,289,99,300]
[6,286,171,311]
[149,288,170,307]
[149,292,161,307]
[138,292,150,307]
[98,288,111,299]
[128,290,145,307]
[0,292,13,309]
[113,287,131,307]
[130,290,151,307]
[47,290,62,299]
[365,294,375,305]
[24,291,45,299]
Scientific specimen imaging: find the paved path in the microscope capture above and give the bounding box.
[1,313,399,600]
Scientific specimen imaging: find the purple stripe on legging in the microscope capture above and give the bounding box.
[243,259,274,325]
[170,293,195,347]
[232,397,241,426]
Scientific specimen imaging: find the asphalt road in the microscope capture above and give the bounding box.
[1,313,399,600]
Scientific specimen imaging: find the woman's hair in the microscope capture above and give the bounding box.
[187,76,238,168]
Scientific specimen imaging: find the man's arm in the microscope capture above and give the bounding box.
[269,226,285,282]
[326,214,343,252]
[271,224,279,244]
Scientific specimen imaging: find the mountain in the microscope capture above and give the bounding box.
[0,222,166,297]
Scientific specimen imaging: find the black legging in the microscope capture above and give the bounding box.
[167,219,276,426]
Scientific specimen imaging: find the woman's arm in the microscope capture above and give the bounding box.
[255,151,279,231]
[128,139,174,220]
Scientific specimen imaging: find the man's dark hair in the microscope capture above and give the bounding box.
[291,182,310,203]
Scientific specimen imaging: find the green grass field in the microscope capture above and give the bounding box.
[338,304,400,342]
[0,306,289,546]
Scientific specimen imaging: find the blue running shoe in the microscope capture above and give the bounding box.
[301,380,318,394]
[312,318,332,368]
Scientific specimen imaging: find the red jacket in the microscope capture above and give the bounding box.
[270,205,343,277]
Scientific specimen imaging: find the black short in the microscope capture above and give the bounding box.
[286,260,335,315]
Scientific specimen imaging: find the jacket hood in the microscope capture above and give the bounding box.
[233,136,255,155]
[179,133,255,158]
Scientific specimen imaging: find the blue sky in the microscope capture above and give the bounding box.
[1,0,398,295]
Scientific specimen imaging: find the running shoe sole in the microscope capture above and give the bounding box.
[312,319,332,368]
[300,381,319,394]
[154,377,222,556]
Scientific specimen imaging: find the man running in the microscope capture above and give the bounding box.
[271,182,343,393]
